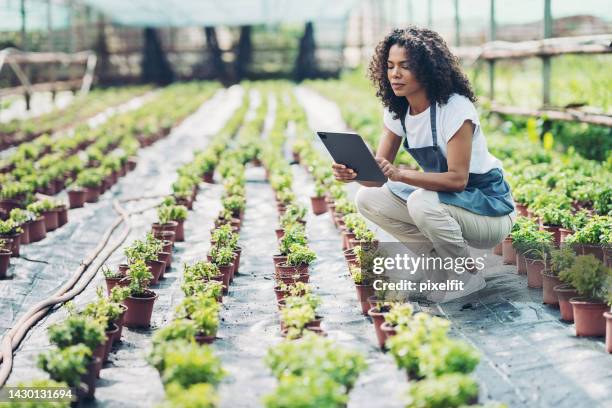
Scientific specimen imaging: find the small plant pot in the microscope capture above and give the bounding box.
[515,203,529,217]
[581,244,604,262]
[310,196,328,215]
[559,228,573,244]
[541,271,561,306]
[368,306,390,349]
[541,224,562,248]
[280,326,327,338]
[84,186,100,203]
[2,233,21,257]
[349,239,379,251]
[195,332,217,345]
[525,257,545,288]
[604,312,612,353]
[343,231,356,251]
[516,253,527,275]
[569,297,607,337]
[42,210,59,231]
[151,221,178,237]
[355,284,375,315]
[103,323,119,362]
[217,264,233,294]
[19,222,31,244]
[232,247,242,278]
[203,171,214,183]
[174,219,185,241]
[0,198,23,215]
[0,249,11,279]
[105,275,125,295]
[380,322,397,344]
[146,259,166,285]
[123,290,158,328]
[492,242,503,256]
[272,254,288,274]
[276,263,309,279]
[29,217,47,242]
[158,230,176,245]
[502,236,516,265]
[157,252,171,277]
[56,206,68,227]
[305,315,323,329]
[275,228,285,240]
[112,304,128,344]
[554,284,578,322]
[67,189,86,208]
[80,357,102,400]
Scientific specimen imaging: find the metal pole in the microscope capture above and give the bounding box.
[488,0,496,101]
[427,0,433,28]
[454,0,460,46]
[542,0,552,106]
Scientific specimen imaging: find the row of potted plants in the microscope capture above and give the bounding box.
[32,285,131,402]
[0,86,150,152]
[0,83,220,217]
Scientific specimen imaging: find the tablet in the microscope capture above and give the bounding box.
[317,131,387,182]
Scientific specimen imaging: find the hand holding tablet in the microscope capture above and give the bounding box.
[317,132,388,183]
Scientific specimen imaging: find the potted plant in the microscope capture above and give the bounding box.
[405,373,479,408]
[367,299,392,349]
[565,215,610,261]
[277,244,316,284]
[73,169,103,203]
[122,259,157,328]
[108,286,130,344]
[9,208,34,245]
[23,202,47,243]
[209,245,235,293]
[350,245,381,315]
[310,180,328,215]
[560,255,611,337]
[262,373,348,408]
[82,289,122,361]
[222,194,246,221]
[157,341,226,388]
[274,224,307,272]
[536,206,572,247]
[125,238,165,284]
[0,219,23,257]
[191,303,221,344]
[38,344,98,400]
[0,180,32,213]
[350,224,378,250]
[274,281,311,302]
[381,303,414,341]
[152,205,179,238]
[521,229,553,288]
[0,238,11,279]
[542,248,574,307]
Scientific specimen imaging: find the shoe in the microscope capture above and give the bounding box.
[426,272,486,304]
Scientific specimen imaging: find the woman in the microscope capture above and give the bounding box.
[332,27,516,303]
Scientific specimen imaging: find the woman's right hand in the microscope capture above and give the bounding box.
[332,162,357,182]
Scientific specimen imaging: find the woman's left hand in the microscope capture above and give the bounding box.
[376,157,403,181]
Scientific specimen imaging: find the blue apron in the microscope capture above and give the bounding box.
[386,104,514,217]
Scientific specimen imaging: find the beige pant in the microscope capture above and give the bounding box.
[355,185,516,261]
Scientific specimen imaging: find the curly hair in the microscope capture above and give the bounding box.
[368,26,476,120]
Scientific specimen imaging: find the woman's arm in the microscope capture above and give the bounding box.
[377,120,473,192]
[332,126,402,187]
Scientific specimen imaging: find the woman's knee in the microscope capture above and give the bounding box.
[355,186,379,219]
[406,189,441,225]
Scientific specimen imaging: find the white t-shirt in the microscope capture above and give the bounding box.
[383,94,502,174]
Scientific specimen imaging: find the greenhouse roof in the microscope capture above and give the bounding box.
[81,0,357,27]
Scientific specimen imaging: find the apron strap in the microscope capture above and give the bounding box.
[399,103,438,149]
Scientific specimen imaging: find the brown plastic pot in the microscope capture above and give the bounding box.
[42,210,59,231]
[525,257,545,288]
[84,186,100,203]
[355,284,375,315]
[112,304,127,344]
[80,357,102,400]
[203,171,214,183]
[29,216,47,242]
[343,231,356,251]
[502,236,516,265]
[275,228,285,240]
[105,275,125,295]
[310,196,328,215]
[195,332,217,344]
[559,228,573,244]
[368,306,390,349]
[569,297,607,337]
[2,233,21,257]
[146,259,166,285]
[0,249,11,279]
[0,198,23,215]
[516,253,527,275]
[349,239,379,251]
[515,203,529,217]
[217,264,233,294]
[272,254,288,274]
[174,219,185,241]
[541,224,562,248]
[554,284,578,322]
[123,290,158,328]
[103,323,119,362]
[67,189,86,208]
[157,252,171,277]
[541,271,561,306]
[605,311,612,353]
[581,244,604,262]
[56,206,68,227]
[151,221,178,237]
[232,247,242,279]
[276,263,308,279]
[492,242,503,256]
[381,321,397,345]
[19,222,31,244]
